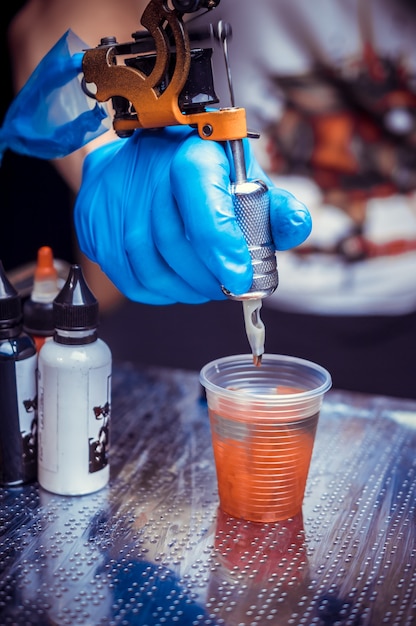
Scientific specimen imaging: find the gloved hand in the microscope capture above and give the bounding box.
[74,126,312,304]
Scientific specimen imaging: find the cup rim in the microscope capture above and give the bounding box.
[200,353,332,402]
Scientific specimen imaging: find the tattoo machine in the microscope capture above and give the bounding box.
[81,0,278,365]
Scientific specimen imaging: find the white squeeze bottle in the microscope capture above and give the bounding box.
[38,264,112,495]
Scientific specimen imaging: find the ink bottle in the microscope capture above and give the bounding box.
[23,246,60,352]
[38,264,112,495]
[0,260,37,486]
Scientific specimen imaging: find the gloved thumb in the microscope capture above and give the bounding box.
[269,187,312,251]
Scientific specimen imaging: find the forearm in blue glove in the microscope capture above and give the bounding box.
[74,126,311,305]
[0,30,109,165]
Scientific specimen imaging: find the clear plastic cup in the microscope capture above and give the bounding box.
[200,354,332,522]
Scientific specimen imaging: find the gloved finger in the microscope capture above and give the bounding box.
[86,231,176,305]
[74,143,175,304]
[86,130,215,303]
[151,183,227,301]
[171,135,253,297]
[125,172,211,303]
[232,138,312,250]
[269,187,312,250]
[118,128,217,303]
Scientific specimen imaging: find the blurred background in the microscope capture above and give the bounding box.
[2,1,416,400]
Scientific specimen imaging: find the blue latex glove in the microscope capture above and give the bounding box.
[0,30,109,164]
[74,126,311,305]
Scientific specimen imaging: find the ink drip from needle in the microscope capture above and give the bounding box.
[243,299,265,367]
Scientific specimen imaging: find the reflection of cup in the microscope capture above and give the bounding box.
[207,508,310,625]
[200,354,331,522]
[214,507,306,582]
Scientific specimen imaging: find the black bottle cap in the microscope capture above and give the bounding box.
[0,260,22,330]
[23,300,54,335]
[53,265,99,331]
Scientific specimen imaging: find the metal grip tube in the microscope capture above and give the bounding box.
[224,178,279,300]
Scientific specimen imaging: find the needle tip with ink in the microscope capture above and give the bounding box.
[243,299,265,367]
[253,353,262,367]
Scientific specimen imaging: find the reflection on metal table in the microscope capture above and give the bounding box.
[1,362,415,625]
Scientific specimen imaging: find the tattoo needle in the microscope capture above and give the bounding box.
[216,20,278,366]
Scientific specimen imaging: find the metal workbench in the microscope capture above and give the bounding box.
[1,362,415,625]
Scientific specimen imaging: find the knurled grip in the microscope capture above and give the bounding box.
[223,179,279,300]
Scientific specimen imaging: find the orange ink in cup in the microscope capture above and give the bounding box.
[200,355,331,523]
[209,387,318,522]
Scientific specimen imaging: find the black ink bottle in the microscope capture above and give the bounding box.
[0,260,37,486]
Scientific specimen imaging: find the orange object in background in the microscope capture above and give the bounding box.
[23,246,60,351]
[32,333,47,353]
[34,246,58,282]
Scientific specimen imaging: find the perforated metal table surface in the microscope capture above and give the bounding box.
[1,362,415,626]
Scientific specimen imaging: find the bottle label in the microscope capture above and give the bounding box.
[38,361,111,482]
[0,354,37,485]
[88,369,111,473]
[16,354,38,463]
